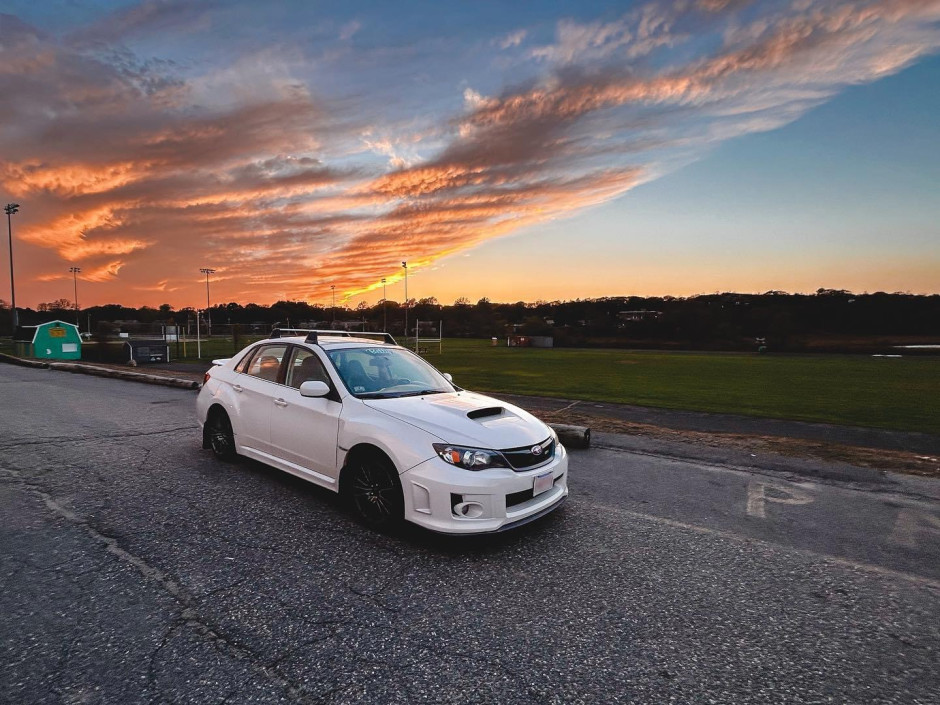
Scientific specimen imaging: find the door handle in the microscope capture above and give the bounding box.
[232,384,243,393]
[274,398,288,407]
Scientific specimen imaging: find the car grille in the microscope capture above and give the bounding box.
[500,437,555,471]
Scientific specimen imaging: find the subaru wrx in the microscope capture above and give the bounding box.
[196,330,568,533]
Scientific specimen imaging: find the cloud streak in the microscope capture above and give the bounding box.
[1,0,939,307]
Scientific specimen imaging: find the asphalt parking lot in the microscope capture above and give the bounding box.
[1,364,938,704]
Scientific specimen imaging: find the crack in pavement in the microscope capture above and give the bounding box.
[0,466,338,704]
[0,426,198,451]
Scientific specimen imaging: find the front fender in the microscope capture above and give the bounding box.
[338,402,437,474]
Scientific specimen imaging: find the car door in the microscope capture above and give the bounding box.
[268,346,343,487]
[230,343,289,455]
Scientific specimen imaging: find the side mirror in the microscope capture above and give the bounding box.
[299,380,331,398]
[442,372,453,383]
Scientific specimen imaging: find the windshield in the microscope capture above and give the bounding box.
[326,347,454,399]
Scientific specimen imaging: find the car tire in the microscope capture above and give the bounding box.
[345,452,404,530]
[207,410,237,461]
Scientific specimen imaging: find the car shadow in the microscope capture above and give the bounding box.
[222,452,569,557]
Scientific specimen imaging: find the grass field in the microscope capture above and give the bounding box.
[421,339,939,434]
[3,335,937,434]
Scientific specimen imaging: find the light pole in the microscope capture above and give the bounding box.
[199,268,215,336]
[5,203,19,331]
[69,267,81,328]
[381,277,387,332]
[402,261,408,339]
[331,285,336,324]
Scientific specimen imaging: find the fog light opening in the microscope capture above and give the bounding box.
[453,501,484,519]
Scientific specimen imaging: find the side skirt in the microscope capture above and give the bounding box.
[240,446,339,492]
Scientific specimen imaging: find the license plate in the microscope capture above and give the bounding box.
[533,471,553,496]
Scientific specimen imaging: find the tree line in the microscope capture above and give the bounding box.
[4,289,938,352]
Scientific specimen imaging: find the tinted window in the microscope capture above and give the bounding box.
[286,348,330,389]
[244,344,288,383]
[234,346,259,374]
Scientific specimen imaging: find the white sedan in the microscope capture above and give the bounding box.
[196,330,568,533]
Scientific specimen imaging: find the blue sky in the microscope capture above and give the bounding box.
[1,0,939,307]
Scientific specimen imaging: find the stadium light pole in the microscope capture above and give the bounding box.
[5,203,19,331]
[69,267,81,328]
[381,277,387,332]
[199,268,215,336]
[331,285,336,324]
[402,261,408,339]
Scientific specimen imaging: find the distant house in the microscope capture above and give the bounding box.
[618,310,663,322]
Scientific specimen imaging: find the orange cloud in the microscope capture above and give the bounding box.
[2,0,938,308]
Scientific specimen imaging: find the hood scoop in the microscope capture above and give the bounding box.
[467,406,504,420]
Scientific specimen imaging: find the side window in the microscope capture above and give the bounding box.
[244,344,288,383]
[286,348,330,389]
[234,346,259,374]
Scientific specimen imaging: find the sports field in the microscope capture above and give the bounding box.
[425,339,939,434]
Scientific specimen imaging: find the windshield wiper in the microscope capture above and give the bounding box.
[396,389,446,397]
[356,392,396,399]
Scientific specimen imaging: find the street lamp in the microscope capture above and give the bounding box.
[5,203,19,331]
[381,277,387,332]
[402,261,408,339]
[331,285,336,324]
[69,267,81,328]
[199,268,215,336]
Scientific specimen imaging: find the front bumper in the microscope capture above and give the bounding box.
[401,443,569,534]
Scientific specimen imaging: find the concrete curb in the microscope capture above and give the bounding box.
[1,353,200,390]
[548,423,591,449]
[0,352,50,369]
[47,362,202,390]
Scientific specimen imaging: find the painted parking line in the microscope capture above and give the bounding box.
[890,508,940,549]
[745,480,816,519]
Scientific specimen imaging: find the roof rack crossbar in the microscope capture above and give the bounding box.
[267,328,397,346]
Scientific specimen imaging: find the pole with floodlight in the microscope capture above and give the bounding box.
[5,203,19,332]
[402,261,408,340]
[69,267,81,328]
[199,268,215,337]
[331,285,336,324]
[381,277,387,332]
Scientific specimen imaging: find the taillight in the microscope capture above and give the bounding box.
[203,371,211,385]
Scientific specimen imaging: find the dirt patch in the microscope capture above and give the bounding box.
[536,409,940,479]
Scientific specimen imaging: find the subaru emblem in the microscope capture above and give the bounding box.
[531,444,543,455]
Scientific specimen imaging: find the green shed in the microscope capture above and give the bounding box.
[15,320,82,360]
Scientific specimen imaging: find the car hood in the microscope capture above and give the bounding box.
[364,391,551,448]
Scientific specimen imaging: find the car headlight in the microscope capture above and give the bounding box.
[433,443,509,470]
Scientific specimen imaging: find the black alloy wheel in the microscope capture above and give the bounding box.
[348,455,404,529]
[208,412,237,461]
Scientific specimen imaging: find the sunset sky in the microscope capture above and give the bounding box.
[1,0,939,310]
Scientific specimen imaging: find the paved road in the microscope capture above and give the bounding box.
[1,364,938,704]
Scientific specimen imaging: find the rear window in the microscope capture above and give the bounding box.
[241,344,288,383]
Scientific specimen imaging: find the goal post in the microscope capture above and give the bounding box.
[415,320,443,354]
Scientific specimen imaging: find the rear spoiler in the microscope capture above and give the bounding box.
[211,358,230,366]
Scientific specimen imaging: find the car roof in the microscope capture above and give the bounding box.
[258,335,404,350]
